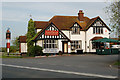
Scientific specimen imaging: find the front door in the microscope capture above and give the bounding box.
[62,42,68,53]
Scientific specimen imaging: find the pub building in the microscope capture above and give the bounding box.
[19,10,111,54]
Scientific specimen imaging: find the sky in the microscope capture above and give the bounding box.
[0,1,116,47]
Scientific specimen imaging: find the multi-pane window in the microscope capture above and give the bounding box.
[92,42,104,49]
[93,27,103,34]
[71,41,81,50]
[72,24,80,34]
[43,40,58,48]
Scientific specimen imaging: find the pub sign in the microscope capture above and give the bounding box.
[45,30,59,36]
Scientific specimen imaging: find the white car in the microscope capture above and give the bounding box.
[111,45,120,48]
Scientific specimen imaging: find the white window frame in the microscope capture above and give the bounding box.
[43,40,58,48]
[93,27,103,34]
[72,23,80,34]
[71,40,81,50]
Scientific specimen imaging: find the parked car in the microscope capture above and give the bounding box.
[111,45,120,48]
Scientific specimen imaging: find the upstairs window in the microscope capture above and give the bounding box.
[72,23,80,34]
[93,27,103,34]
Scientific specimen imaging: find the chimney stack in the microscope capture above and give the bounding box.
[78,10,84,21]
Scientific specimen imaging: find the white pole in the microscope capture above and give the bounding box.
[7,39,10,55]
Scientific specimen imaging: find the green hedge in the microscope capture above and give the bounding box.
[29,45,43,57]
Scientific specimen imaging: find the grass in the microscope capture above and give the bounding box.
[114,61,120,66]
[0,52,23,58]
[2,56,22,58]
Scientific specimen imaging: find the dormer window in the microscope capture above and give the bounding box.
[72,23,80,34]
[93,27,103,34]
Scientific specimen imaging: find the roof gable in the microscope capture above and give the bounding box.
[86,16,111,31]
[70,22,82,29]
[33,22,71,41]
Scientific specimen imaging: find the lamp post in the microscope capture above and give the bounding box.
[6,28,11,56]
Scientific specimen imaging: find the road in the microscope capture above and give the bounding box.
[2,54,119,79]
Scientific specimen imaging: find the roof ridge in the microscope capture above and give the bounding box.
[53,15,77,17]
[34,21,48,22]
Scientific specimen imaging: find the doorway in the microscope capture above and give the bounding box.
[62,41,68,53]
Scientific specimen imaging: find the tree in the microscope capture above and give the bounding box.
[12,37,19,51]
[105,1,120,39]
[26,18,36,56]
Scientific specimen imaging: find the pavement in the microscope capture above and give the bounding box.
[1,54,119,79]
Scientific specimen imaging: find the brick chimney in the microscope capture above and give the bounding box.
[78,10,84,21]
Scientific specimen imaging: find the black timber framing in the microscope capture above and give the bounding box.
[35,23,70,41]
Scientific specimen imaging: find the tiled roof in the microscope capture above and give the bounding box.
[19,36,26,43]
[34,21,48,29]
[34,15,111,31]
[91,37,103,40]
[34,15,91,31]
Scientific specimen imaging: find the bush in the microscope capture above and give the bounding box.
[10,46,18,53]
[1,47,7,52]
[29,45,43,56]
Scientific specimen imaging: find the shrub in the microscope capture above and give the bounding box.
[1,47,7,52]
[29,45,43,57]
[10,46,18,53]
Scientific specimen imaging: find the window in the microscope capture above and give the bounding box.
[71,41,81,50]
[92,42,100,49]
[93,27,103,34]
[101,27,103,34]
[92,42,104,49]
[43,40,58,48]
[93,27,95,34]
[72,23,80,34]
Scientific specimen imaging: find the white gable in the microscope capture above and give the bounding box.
[93,19,105,26]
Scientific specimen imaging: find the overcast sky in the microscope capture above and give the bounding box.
[1,1,116,47]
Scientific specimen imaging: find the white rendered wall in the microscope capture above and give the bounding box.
[86,27,110,52]
[70,31,85,52]
[58,40,62,52]
[62,30,70,38]
[21,43,27,53]
[62,30,85,52]
[36,29,42,33]
[36,40,42,47]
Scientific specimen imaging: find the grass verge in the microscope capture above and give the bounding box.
[114,61,120,66]
[0,52,22,58]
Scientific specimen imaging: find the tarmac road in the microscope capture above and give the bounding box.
[2,54,119,79]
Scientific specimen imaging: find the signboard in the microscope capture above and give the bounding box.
[7,43,10,48]
[45,30,59,36]
[43,48,59,53]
